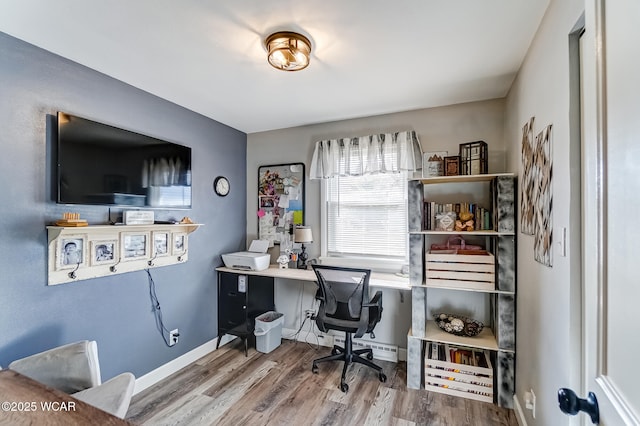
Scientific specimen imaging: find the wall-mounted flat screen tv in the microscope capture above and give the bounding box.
[57,112,192,209]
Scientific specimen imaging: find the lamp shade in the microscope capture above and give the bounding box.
[294,227,313,244]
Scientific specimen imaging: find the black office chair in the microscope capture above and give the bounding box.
[311,265,387,392]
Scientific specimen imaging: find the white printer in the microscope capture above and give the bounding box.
[221,240,271,271]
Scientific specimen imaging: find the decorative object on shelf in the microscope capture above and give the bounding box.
[430,235,483,252]
[444,155,461,176]
[294,226,313,269]
[265,31,312,72]
[435,211,456,231]
[422,151,448,178]
[435,313,484,337]
[124,210,154,225]
[179,216,194,224]
[459,141,488,175]
[455,211,475,231]
[55,212,88,227]
[213,176,230,197]
[520,117,536,235]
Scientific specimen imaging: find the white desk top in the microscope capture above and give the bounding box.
[216,265,410,291]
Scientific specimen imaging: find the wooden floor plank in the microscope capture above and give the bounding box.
[128,339,518,426]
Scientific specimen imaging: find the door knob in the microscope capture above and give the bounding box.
[558,388,599,424]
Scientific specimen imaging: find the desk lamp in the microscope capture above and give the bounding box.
[294,226,313,269]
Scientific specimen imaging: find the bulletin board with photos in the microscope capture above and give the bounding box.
[257,163,305,247]
[46,223,200,285]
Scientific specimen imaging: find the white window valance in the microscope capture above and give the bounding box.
[309,130,423,179]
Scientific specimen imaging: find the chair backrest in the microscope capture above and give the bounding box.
[312,265,372,337]
[9,340,102,393]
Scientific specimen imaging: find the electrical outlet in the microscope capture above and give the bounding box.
[305,309,315,319]
[169,329,179,346]
[525,389,536,418]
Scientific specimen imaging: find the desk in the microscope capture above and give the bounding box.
[0,369,130,425]
[215,265,410,354]
[215,265,411,291]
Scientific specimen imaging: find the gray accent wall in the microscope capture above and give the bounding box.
[0,32,247,380]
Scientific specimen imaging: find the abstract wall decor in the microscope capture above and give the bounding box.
[520,117,536,235]
[533,124,553,267]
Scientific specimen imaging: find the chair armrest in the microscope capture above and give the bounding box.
[72,372,135,419]
[363,291,383,308]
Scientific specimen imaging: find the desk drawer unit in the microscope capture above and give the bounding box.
[218,272,275,344]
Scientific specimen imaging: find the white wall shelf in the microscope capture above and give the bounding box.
[46,223,201,285]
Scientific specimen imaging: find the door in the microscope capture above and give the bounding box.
[579,0,640,424]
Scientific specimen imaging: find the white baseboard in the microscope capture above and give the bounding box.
[133,338,219,395]
[513,394,528,426]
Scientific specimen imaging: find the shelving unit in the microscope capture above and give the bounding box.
[406,173,516,408]
[46,223,201,285]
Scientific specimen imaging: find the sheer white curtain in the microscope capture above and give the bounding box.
[309,130,422,179]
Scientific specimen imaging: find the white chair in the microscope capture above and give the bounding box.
[9,340,135,419]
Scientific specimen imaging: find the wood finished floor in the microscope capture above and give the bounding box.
[127,339,518,426]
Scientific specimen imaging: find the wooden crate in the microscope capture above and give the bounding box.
[425,251,495,291]
[424,343,494,403]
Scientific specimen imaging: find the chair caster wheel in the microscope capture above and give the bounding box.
[366,352,374,360]
[312,364,318,374]
[379,373,387,383]
[340,382,349,392]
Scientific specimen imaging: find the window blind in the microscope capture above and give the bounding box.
[326,172,407,260]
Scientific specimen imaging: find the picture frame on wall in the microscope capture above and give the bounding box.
[57,235,87,270]
[90,239,117,266]
[152,231,170,257]
[173,233,187,256]
[422,151,448,178]
[444,156,461,176]
[121,233,149,261]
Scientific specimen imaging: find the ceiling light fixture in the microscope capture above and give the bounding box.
[265,31,311,72]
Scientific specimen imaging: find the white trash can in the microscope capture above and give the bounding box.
[254,311,284,353]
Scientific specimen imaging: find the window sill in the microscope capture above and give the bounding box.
[318,256,406,274]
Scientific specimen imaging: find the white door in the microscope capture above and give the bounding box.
[578,0,640,424]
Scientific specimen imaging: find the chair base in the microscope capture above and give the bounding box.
[311,332,387,392]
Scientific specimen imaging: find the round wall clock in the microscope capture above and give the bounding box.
[214,176,230,197]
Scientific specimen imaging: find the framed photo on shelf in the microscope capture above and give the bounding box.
[172,233,187,256]
[444,155,461,176]
[152,231,170,257]
[90,239,117,266]
[57,235,87,270]
[121,233,150,261]
[422,151,448,178]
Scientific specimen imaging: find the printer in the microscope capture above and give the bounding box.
[221,240,271,271]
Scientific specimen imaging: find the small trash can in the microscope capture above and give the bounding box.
[254,311,284,353]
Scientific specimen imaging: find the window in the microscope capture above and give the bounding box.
[321,172,408,271]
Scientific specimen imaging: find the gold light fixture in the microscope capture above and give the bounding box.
[265,31,311,72]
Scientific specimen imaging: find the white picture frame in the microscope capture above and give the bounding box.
[90,239,118,266]
[121,232,150,261]
[57,235,87,270]
[422,151,448,178]
[152,231,170,257]
[172,232,187,256]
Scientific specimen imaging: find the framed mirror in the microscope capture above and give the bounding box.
[258,163,305,247]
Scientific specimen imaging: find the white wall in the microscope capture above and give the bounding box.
[504,0,584,424]
[247,99,506,350]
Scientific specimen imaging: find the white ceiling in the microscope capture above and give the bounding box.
[1,1,550,134]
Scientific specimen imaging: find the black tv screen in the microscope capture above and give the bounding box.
[56,112,192,209]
